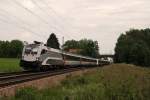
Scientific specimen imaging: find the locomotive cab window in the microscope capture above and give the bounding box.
[41,49,47,54]
[31,48,38,55]
[25,48,31,54]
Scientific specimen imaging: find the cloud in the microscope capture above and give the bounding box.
[21,0,35,9]
[0,0,150,54]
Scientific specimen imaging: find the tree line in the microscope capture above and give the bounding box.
[0,40,23,58]
[114,28,150,67]
[0,33,100,58]
[47,33,100,58]
[62,39,99,58]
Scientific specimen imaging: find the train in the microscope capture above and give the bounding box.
[20,41,110,71]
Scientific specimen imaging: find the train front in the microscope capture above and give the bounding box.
[20,41,44,70]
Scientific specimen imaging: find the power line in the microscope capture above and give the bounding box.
[42,0,67,24]
[0,9,46,39]
[12,0,70,37]
[12,0,76,39]
[0,8,46,38]
[30,0,72,39]
[0,17,44,38]
[0,0,75,41]
[42,0,81,37]
[0,7,49,38]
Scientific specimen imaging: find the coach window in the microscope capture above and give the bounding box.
[41,49,47,54]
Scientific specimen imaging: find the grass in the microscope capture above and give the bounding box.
[0,58,22,73]
[2,64,150,100]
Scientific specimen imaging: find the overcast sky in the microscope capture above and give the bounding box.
[0,0,150,54]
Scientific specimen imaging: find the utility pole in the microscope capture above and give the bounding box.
[62,36,65,66]
[62,36,64,50]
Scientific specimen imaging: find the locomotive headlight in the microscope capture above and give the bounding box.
[36,57,39,61]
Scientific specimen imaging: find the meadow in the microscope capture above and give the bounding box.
[2,64,150,100]
[0,58,22,73]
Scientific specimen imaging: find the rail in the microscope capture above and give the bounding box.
[0,67,86,88]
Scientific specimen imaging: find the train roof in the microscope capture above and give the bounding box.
[27,43,98,60]
[47,47,98,60]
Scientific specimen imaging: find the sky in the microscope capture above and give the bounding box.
[0,0,150,54]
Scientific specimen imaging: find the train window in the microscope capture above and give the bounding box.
[25,48,31,54]
[65,55,80,61]
[41,49,47,54]
[81,58,96,62]
[25,45,39,55]
[30,48,38,55]
[31,51,37,55]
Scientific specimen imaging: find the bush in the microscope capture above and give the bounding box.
[15,87,39,100]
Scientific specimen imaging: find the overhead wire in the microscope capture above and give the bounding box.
[0,0,77,41]
[0,9,46,39]
[12,0,70,38]
[42,0,74,37]
[0,17,44,39]
[0,7,49,38]
[42,0,81,37]
[30,0,72,39]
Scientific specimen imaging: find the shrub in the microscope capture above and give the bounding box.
[15,87,39,100]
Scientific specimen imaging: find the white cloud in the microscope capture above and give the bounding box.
[21,0,35,9]
[0,0,150,54]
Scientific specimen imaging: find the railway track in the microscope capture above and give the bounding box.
[0,71,31,77]
[0,67,86,88]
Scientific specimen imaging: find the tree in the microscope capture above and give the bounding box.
[114,28,150,67]
[46,33,60,49]
[10,40,23,58]
[63,39,100,58]
[63,40,79,51]
[128,40,150,66]
[0,41,10,57]
[0,40,23,58]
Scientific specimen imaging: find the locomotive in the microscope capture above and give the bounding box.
[20,41,100,71]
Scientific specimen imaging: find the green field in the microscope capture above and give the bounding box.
[3,64,150,100]
[0,58,22,73]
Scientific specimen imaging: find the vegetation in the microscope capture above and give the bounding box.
[0,36,99,59]
[46,33,60,49]
[0,40,23,58]
[4,64,150,100]
[0,58,22,72]
[115,28,150,67]
[63,39,99,58]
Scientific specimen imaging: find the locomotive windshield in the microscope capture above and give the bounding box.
[24,47,31,54]
[24,44,39,55]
